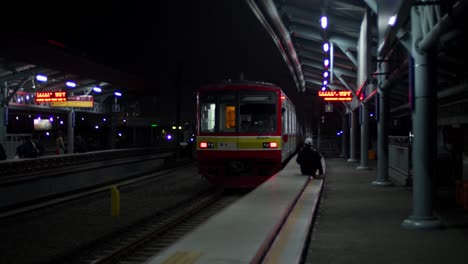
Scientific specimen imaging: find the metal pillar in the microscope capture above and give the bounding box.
[0,83,7,145]
[339,113,348,158]
[347,110,358,162]
[373,58,392,186]
[357,103,369,169]
[108,115,116,149]
[357,8,371,170]
[67,108,75,154]
[402,6,441,229]
[317,119,321,151]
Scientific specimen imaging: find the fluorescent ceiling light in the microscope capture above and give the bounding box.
[388,15,397,26]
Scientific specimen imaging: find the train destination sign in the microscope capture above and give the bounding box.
[35,91,67,102]
[318,90,353,101]
[50,95,94,108]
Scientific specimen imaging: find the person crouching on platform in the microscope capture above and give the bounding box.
[296,137,324,179]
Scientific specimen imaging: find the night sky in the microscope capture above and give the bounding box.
[1,1,326,127]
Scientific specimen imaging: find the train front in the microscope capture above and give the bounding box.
[196,84,282,188]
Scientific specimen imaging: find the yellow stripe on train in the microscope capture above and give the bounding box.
[196,136,282,150]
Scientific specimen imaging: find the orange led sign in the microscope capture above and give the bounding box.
[50,95,94,108]
[35,91,67,102]
[318,90,352,101]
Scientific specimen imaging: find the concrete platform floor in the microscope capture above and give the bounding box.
[304,158,468,264]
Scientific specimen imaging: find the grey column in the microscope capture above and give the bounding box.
[317,119,321,151]
[108,115,116,149]
[357,103,369,169]
[347,110,358,162]
[339,113,348,158]
[357,8,371,170]
[0,84,7,145]
[402,6,441,229]
[373,58,392,186]
[67,108,75,154]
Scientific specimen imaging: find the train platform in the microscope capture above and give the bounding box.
[146,157,468,264]
[303,158,468,264]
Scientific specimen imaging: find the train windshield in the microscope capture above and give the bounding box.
[198,90,277,133]
[239,91,277,133]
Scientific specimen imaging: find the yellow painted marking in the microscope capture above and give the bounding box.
[160,251,202,264]
[196,136,283,150]
[262,180,322,264]
[110,185,120,217]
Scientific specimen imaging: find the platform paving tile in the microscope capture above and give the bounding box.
[304,158,468,264]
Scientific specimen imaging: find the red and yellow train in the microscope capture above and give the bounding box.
[196,81,302,188]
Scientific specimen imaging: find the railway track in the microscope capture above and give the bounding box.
[59,190,245,264]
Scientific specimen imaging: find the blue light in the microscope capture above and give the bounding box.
[321,86,327,91]
[320,16,328,29]
[370,112,374,117]
[93,86,102,93]
[66,81,76,88]
[166,134,172,140]
[114,91,122,97]
[323,71,329,78]
[36,74,48,82]
[324,59,330,67]
[323,80,328,85]
[323,42,329,52]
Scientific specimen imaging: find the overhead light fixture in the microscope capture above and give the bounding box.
[388,15,397,26]
[320,16,328,29]
[66,81,76,88]
[114,91,122,97]
[93,86,102,93]
[36,74,48,82]
[323,42,330,52]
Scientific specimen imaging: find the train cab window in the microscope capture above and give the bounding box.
[200,103,216,133]
[219,104,236,132]
[218,93,236,133]
[240,91,277,133]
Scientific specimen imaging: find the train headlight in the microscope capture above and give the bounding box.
[263,142,278,148]
[199,142,214,149]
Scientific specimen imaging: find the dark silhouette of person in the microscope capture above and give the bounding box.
[296,137,324,178]
[16,136,39,158]
[0,143,6,160]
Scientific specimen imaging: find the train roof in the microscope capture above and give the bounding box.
[199,80,280,90]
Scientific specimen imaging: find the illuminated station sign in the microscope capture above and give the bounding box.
[35,91,67,102]
[51,95,94,108]
[35,91,94,108]
[318,90,353,101]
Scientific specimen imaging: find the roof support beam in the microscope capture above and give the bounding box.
[418,0,467,52]
[291,24,358,50]
[334,43,358,66]
[248,0,305,92]
[281,5,362,33]
[301,58,357,79]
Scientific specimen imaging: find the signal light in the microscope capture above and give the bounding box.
[263,142,278,148]
[199,142,214,149]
